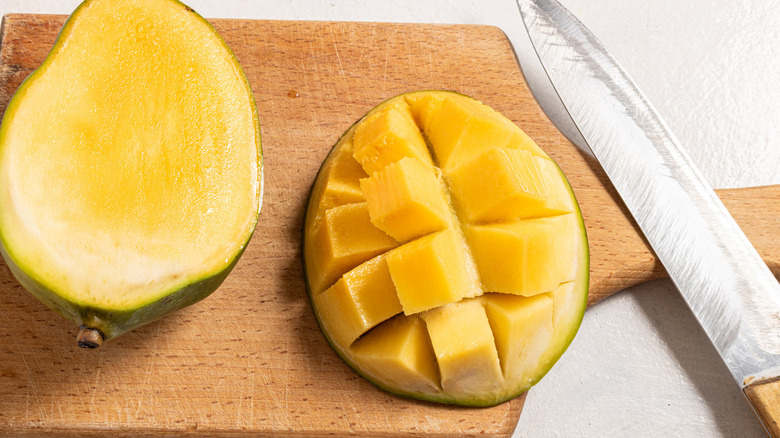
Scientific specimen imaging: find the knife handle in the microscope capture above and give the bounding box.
[744,377,780,437]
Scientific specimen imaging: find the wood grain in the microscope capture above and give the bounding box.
[0,14,777,436]
[745,376,780,437]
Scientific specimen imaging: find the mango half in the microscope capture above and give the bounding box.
[303,91,588,406]
[0,0,262,347]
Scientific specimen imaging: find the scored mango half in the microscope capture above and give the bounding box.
[303,91,588,406]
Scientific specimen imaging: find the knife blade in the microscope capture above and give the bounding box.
[517,0,780,434]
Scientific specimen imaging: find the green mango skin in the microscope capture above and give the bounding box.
[1,242,247,345]
[0,0,262,347]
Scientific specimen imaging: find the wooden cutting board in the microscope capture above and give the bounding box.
[0,14,777,437]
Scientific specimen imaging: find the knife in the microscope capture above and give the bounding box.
[517,0,780,434]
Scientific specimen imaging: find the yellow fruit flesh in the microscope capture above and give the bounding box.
[420,93,546,170]
[0,0,260,310]
[306,203,398,295]
[352,101,433,175]
[403,93,444,132]
[536,156,577,215]
[352,315,441,394]
[360,157,451,242]
[304,133,367,234]
[313,255,402,347]
[422,299,504,397]
[386,229,480,315]
[466,214,578,296]
[447,147,573,223]
[549,281,582,353]
[483,293,553,383]
[305,91,588,406]
[310,134,367,222]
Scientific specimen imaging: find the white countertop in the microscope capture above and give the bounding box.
[1,1,776,436]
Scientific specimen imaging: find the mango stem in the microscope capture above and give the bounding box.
[77,326,104,349]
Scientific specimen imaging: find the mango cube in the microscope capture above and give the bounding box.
[535,156,575,215]
[422,299,503,395]
[314,255,403,347]
[424,96,544,169]
[404,92,446,132]
[360,157,451,242]
[308,136,367,226]
[322,135,368,204]
[505,127,545,158]
[306,135,368,228]
[466,214,577,296]
[387,229,479,315]
[447,147,568,224]
[306,203,398,295]
[351,315,441,394]
[483,293,553,380]
[353,102,433,175]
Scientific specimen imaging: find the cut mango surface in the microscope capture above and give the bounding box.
[422,299,504,397]
[466,214,578,296]
[447,147,573,223]
[483,293,553,383]
[0,0,262,344]
[305,202,398,295]
[313,254,402,347]
[387,228,479,315]
[304,91,588,406]
[307,133,367,226]
[420,94,546,170]
[352,315,440,394]
[360,157,450,242]
[353,101,433,175]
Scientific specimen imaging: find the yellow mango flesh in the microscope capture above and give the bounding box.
[404,92,445,132]
[304,91,588,406]
[421,95,546,170]
[307,134,367,226]
[548,281,584,356]
[447,147,573,224]
[353,101,433,175]
[386,229,480,315]
[313,255,402,347]
[483,293,553,383]
[360,157,451,242]
[466,214,578,296]
[306,203,398,295]
[536,156,577,215]
[351,315,441,394]
[422,299,504,397]
[0,0,261,311]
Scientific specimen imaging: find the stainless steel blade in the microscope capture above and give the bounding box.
[518,0,780,387]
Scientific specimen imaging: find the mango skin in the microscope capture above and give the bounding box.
[1,243,245,342]
[0,0,262,345]
[303,91,589,406]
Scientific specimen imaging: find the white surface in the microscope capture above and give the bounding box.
[0,1,776,436]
